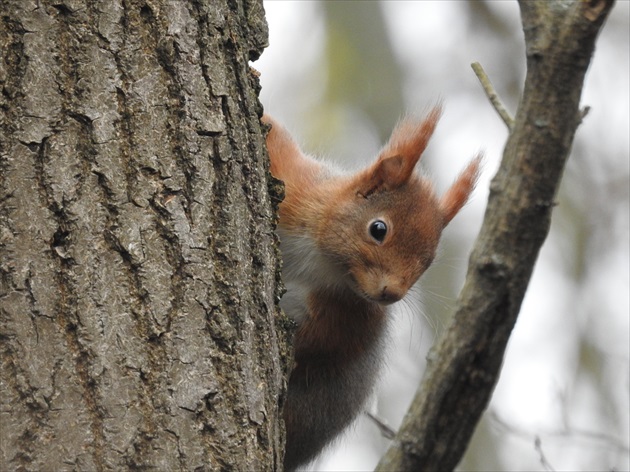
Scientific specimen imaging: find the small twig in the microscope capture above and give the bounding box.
[534,436,557,472]
[471,61,514,130]
[490,410,630,454]
[366,412,396,440]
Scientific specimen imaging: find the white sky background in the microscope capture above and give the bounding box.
[255,2,630,471]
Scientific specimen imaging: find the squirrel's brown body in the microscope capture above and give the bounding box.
[263,107,480,470]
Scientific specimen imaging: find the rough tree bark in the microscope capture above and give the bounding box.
[0,1,287,471]
[376,1,615,470]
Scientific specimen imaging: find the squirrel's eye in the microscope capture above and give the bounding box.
[369,220,388,243]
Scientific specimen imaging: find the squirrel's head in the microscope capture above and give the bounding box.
[317,105,481,304]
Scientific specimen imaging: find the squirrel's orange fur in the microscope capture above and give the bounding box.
[263,106,481,470]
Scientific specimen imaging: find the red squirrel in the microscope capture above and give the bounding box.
[262,106,481,471]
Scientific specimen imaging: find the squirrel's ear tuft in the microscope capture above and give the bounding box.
[379,105,441,166]
[439,153,482,226]
[379,105,442,188]
[366,105,442,194]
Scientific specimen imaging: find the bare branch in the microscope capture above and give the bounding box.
[366,412,396,440]
[534,436,557,472]
[471,62,514,129]
[375,1,616,470]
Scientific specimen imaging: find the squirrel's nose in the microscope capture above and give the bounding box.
[379,285,404,304]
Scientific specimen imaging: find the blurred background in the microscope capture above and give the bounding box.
[254,2,629,470]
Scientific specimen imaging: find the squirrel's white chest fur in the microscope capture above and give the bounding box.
[278,228,349,324]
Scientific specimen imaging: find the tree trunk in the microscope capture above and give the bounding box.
[0,1,287,470]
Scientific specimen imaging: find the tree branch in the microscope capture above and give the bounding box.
[471,62,514,129]
[375,1,615,470]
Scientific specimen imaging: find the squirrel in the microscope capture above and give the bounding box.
[262,105,481,471]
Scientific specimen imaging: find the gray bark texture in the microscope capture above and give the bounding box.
[376,1,616,471]
[0,1,288,471]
